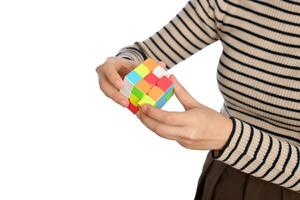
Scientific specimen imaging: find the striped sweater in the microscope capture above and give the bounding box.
[115,0,300,193]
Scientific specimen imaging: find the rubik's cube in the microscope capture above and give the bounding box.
[120,58,174,114]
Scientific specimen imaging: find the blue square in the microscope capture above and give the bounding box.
[156,94,167,109]
[125,70,142,85]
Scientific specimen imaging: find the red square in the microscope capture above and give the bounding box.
[144,73,159,86]
[156,76,173,91]
[127,102,139,114]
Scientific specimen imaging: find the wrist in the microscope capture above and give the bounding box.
[221,116,234,148]
[212,116,236,158]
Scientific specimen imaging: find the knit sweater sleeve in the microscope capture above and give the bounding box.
[212,117,300,193]
[115,0,220,69]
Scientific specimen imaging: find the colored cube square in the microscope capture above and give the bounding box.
[148,86,164,101]
[156,95,167,109]
[125,70,142,85]
[144,73,159,86]
[156,76,173,91]
[123,79,134,92]
[134,63,150,78]
[119,58,174,114]
[136,79,152,94]
[165,86,174,101]
[138,95,156,106]
[143,58,158,71]
[152,66,167,78]
[127,102,139,114]
[129,93,140,106]
[132,86,145,100]
[120,87,131,98]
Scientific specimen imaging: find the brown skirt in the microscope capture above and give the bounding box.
[194,150,300,200]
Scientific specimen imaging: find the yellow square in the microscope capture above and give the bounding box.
[129,93,140,106]
[134,64,150,78]
[138,95,156,106]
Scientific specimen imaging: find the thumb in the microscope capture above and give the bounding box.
[169,74,200,110]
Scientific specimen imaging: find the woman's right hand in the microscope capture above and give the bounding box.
[96,57,136,107]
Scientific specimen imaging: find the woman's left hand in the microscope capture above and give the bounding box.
[136,74,233,151]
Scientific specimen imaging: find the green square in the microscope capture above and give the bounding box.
[165,88,174,101]
[132,86,145,100]
[134,63,150,78]
[138,95,156,106]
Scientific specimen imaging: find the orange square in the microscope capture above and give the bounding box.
[148,86,164,101]
[136,79,152,94]
[144,58,158,71]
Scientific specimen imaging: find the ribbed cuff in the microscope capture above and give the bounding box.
[115,45,146,66]
[212,116,236,159]
[115,52,141,66]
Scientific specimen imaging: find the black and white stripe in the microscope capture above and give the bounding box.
[116,0,300,193]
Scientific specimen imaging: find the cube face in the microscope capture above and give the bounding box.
[119,58,174,114]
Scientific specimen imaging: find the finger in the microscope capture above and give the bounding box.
[169,74,200,109]
[101,62,124,90]
[99,76,129,107]
[103,57,137,89]
[136,110,185,141]
[158,61,167,69]
[118,66,132,80]
[115,57,136,72]
[140,104,188,126]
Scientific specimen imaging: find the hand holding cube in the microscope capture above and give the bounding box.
[96,56,233,151]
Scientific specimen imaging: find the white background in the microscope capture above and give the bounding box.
[0,0,223,199]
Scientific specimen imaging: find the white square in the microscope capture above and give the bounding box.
[119,87,131,98]
[152,66,168,79]
[123,78,134,92]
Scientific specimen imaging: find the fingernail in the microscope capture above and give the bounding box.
[142,105,148,112]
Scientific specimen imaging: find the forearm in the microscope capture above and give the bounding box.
[115,0,220,69]
[212,117,300,193]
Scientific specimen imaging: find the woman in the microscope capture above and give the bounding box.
[96,0,300,199]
